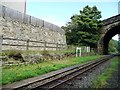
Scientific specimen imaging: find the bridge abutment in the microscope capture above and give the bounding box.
[98,26,107,55]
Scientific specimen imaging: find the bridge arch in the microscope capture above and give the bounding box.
[98,14,120,55]
[102,25,120,54]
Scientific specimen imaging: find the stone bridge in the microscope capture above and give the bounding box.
[98,14,120,54]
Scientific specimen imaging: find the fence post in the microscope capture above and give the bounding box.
[61,44,63,50]
[44,41,47,50]
[76,47,81,57]
[56,43,58,50]
[0,35,3,53]
[62,44,64,50]
[2,5,5,18]
[26,39,29,50]
[87,46,90,52]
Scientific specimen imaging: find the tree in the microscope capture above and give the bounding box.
[108,39,118,54]
[118,35,120,53]
[62,5,103,48]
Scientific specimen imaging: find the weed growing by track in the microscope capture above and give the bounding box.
[92,56,119,88]
[2,55,101,85]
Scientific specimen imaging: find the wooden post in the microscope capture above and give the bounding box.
[61,44,63,50]
[61,44,64,50]
[56,43,58,50]
[0,35,3,53]
[2,6,5,18]
[44,41,47,51]
[26,39,29,50]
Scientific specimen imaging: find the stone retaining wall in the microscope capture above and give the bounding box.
[0,4,66,51]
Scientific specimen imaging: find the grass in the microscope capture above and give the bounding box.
[1,49,75,56]
[2,55,102,85]
[1,46,96,57]
[0,67,2,85]
[92,56,119,88]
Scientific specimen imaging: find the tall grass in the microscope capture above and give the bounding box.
[92,57,119,88]
[2,55,101,85]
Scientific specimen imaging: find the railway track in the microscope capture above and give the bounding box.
[2,55,115,90]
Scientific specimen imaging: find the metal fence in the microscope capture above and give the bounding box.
[0,36,66,51]
[0,4,65,35]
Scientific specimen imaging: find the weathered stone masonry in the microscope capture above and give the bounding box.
[97,14,120,54]
[0,4,66,51]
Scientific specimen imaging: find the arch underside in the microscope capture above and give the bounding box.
[103,25,120,54]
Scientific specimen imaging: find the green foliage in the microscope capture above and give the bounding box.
[92,57,119,88]
[2,50,24,62]
[108,39,118,54]
[2,50,22,56]
[41,50,49,55]
[117,34,120,53]
[2,55,102,85]
[62,5,102,48]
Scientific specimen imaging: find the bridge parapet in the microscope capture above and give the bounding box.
[103,14,120,26]
[98,14,120,54]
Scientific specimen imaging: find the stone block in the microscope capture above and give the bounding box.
[36,19,44,27]
[0,35,3,52]
[1,5,5,18]
[0,5,66,51]
[31,16,37,26]
[4,6,13,19]
[23,14,31,24]
[0,5,2,17]
[17,12,24,22]
[11,10,19,21]
[44,21,53,29]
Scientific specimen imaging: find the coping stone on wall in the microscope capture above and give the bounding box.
[53,25,58,32]
[4,6,18,21]
[0,5,2,17]
[17,11,24,23]
[12,10,19,21]
[49,23,53,30]
[4,6,13,20]
[1,4,65,35]
[57,27,64,34]
[23,14,31,24]
[1,5,5,18]
[61,29,65,35]
[44,21,53,30]
[36,18,44,27]
[53,25,65,35]
[4,6,17,21]
[31,16,37,26]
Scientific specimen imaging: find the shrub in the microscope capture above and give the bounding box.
[2,50,25,62]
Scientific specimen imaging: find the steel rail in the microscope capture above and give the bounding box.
[2,55,114,90]
[33,55,113,90]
